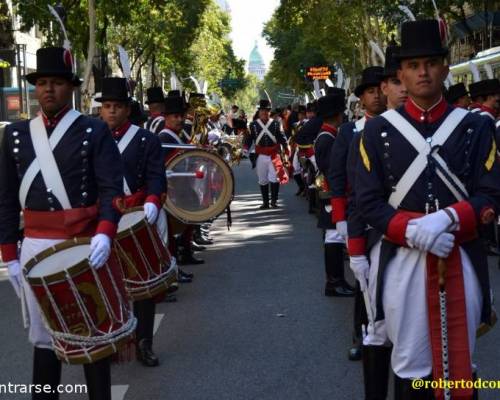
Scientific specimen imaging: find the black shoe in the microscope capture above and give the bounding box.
[194,234,214,245]
[163,293,178,302]
[259,184,270,210]
[271,202,279,208]
[348,340,363,361]
[325,280,355,297]
[270,182,280,207]
[178,269,193,283]
[136,339,159,367]
[178,252,204,265]
[191,241,206,251]
[259,204,270,210]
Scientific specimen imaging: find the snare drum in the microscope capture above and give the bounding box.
[114,208,177,301]
[24,239,136,364]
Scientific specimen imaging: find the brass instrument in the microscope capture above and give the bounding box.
[315,173,332,199]
[188,96,221,146]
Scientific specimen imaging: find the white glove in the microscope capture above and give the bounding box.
[144,202,159,224]
[7,260,22,298]
[349,256,370,291]
[406,209,455,251]
[336,220,348,239]
[89,234,111,269]
[429,232,455,258]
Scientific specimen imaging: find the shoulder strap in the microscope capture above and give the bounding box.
[160,128,183,144]
[19,110,80,209]
[117,124,140,154]
[354,116,366,132]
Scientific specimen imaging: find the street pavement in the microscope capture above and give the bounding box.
[0,159,499,399]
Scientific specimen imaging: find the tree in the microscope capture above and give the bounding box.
[0,0,14,49]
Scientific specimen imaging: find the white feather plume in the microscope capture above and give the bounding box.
[304,93,310,104]
[325,78,334,87]
[484,64,494,79]
[201,80,208,95]
[189,76,201,93]
[117,45,131,81]
[313,79,321,98]
[344,77,351,90]
[336,68,344,89]
[431,0,440,20]
[311,91,318,100]
[320,88,326,96]
[398,5,416,21]
[170,71,177,90]
[263,89,272,105]
[369,41,385,65]
[468,61,481,83]
[47,5,71,50]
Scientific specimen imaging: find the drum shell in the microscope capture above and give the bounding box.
[25,241,132,364]
[115,208,176,300]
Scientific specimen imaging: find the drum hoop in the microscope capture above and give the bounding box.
[115,206,148,241]
[164,149,234,224]
[24,237,93,285]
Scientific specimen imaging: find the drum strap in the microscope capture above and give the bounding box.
[479,110,495,121]
[117,124,140,196]
[354,116,366,133]
[256,119,277,145]
[160,128,183,144]
[382,108,468,208]
[149,116,165,133]
[20,110,81,209]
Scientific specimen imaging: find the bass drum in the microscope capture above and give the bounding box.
[164,149,234,224]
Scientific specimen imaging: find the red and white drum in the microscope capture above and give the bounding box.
[24,239,136,364]
[114,208,177,300]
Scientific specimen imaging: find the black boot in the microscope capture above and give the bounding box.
[83,356,112,400]
[32,347,61,400]
[293,174,305,195]
[134,299,159,367]
[259,184,270,209]
[348,334,363,361]
[308,188,316,214]
[324,243,355,297]
[178,241,205,265]
[394,375,434,400]
[363,345,391,400]
[178,268,194,282]
[270,182,280,208]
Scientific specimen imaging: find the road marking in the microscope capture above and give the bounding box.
[153,313,164,336]
[111,385,129,400]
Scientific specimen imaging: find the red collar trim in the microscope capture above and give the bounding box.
[469,102,482,110]
[480,104,497,117]
[404,96,447,124]
[40,105,71,128]
[112,121,132,139]
[320,123,337,136]
[364,113,375,120]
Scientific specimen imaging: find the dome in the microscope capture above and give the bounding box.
[249,42,264,66]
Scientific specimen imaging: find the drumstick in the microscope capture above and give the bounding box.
[166,170,205,179]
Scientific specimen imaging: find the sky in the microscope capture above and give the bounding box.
[225,0,280,69]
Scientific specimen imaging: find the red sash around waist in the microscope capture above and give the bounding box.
[24,206,98,239]
[255,145,280,156]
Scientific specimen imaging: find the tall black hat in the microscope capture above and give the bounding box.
[164,96,185,115]
[258,99,272,110]
[306,101,317,112]
[318,93,346,118]
[444,83,468,104]
[168,90,181,97]
[232,119,247,130]
[382,46,400,79]
[95,77,131,102]
[396,20,448,60]
[469,79,500,99]
[326,87,346,97]
[145,87,165,105]
[130,100,148,125]
[25,47,81,86]
[354,66,384,97]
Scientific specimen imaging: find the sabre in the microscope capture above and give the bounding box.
[437,258,451,400]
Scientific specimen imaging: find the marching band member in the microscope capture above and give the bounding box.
[0,47,124,400]
[314,94,355,298]
[244,99,289,209]
[144,86,166,134]
[290,105,307,196]
[355,20,500,399]
[444,82,471,109]
[98,77,166,367]
[328,66,385,361]
[468,78,500,121]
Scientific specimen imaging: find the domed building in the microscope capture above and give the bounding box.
[248,41,266,81]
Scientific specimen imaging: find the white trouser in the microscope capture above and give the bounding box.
[363,241,389,346]
[371,242,482,378]
[20,237,65,349]
[324,228,345,244]
[292,151,302,175]
[256,154,277,185]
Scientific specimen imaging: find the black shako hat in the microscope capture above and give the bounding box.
[130,100,148,125]
[164,95,185,115]
[382,46,400,79]
[326,87,346,97]
[469,79,500,99]
[168,90,182,97]
[318,93,346,118]
[145,87,165,104]
[25,47,81,86]
[396,19,448,60]
[354,66,384,97]
[232,118,247,130]
[95,77,131,102]
[306,101,317,112]
[258,99,272,110]
[444,83,468,104]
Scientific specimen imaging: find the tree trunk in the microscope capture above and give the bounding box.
[81,0,96,112]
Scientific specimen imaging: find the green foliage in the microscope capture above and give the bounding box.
[0,0,14,48]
